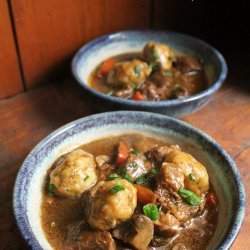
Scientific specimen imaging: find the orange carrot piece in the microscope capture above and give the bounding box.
[116,141,129,165]
[134,184,158,204]
[97,58,116,78]
[132,91,144,101]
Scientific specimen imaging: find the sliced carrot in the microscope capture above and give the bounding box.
[116,141,129,165]
[206,192,218,208]
[132,91,144,101]
[134,184,158,204]
[97,58,116,78]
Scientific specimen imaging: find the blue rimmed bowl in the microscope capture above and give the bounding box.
[13,111,245,249]
[72,30,227,117]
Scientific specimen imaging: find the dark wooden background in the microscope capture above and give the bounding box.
[0,0,249,99]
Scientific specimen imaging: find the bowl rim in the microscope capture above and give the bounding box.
[71,29,228,107]
[13,111,245,250]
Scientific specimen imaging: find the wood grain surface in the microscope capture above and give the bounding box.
[0,0,23,99]
[10,0,151,89]
[0,60,249,248]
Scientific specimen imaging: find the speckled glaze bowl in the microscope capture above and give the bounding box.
[72,30,227,117]
[13,111,245,249]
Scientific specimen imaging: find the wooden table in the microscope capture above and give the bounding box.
[0,58,249,249]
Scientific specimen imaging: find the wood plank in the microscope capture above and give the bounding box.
[10,0,151,89]
[0,0,23,99]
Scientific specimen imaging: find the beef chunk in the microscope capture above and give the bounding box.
[155,185,203,225]
[63,221,116,250]
[159,162,185,192]
[145,145,180,166]
[154,212,180,236]
[112,215,154,250]
[78,231,116,250]
[114,85,134,99]
[176,56,202,74]
[119,153,152,181]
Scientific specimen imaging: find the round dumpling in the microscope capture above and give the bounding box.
[50,149,97,198]
[83,178,137,230]
[107,59,152,87]
[165,150,209,196]
[143,42,175,70]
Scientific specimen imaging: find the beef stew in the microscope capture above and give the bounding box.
[41,134,218,250]
[89,42,207,101]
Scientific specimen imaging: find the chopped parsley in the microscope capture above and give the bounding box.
[189,173,196,182]
[151,167,158,174]
[109,185,125,194]
[150,48,160,59]
[130,148,140,155]
[107,90,114,96]
[107,173,120,180]
[178,188,201,206]
[134,65,142,75]
[129,162,137,168]
[149,61,157,70]
[49,183,56,191]
[143,204,159,221]
[84,175,89,181]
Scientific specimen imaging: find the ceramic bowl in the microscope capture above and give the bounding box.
[13,111,245,249]
[72,30,227,117]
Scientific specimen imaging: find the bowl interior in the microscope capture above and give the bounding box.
[14,112,245,250]
[73,30,223,90]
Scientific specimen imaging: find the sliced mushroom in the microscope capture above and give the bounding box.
[112,215,154,250]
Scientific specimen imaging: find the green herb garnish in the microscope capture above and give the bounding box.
[107,90,114,96]
[149,61,157,70]
[107,173,120,180]
[151,167,158,174]
[47,191,54,197]
[132,84,139,91]
[178,188,201,206]
[109,185,125,194]
[130,148,140,155]
[150,48,160,59]
[134,65,142,75]
[189,173,196,182]
[120,166,127,177]
[129,162,137,168]
[120,167,133,183]
[135,175,147,184]
[84,175,89,181]
[143,204,159,221]
[163,70,173,77]
[49,183,56,192]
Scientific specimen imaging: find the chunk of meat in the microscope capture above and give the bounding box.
[165,150,209,196]
[83,179,137,230]
[154,212,180,236]
[171,86,189,99]
[112,215,154,250]
[50,149,97,198]
[96,155,111,168]
[107,59,152,87]
[119,153,152,181]
[145,145,180,167]
[63,230,116,250]
[114,85,133,99]
[159,162,185,192]
[78,231,116,250]
[143,42,175,70]
[155,185,205,225]
[176,56,202,74]
[149,70,173,87]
